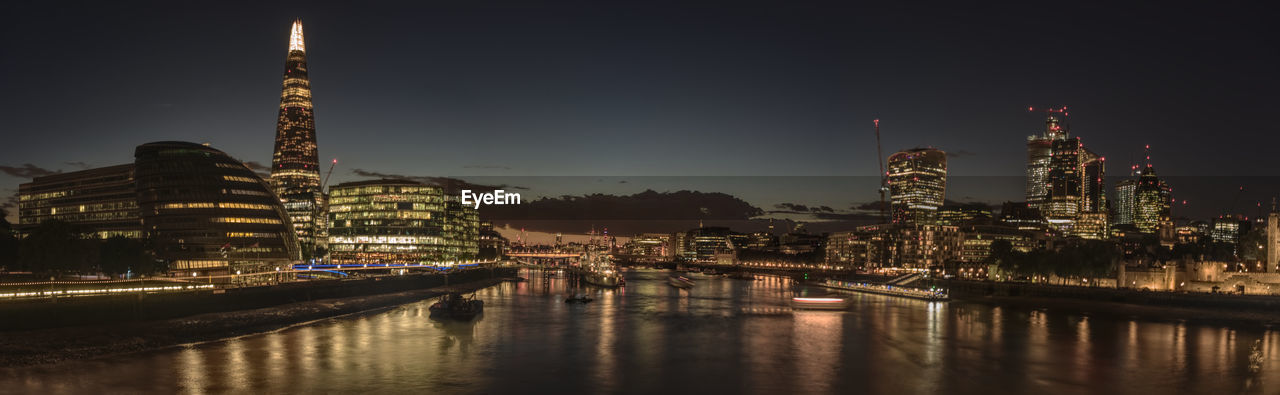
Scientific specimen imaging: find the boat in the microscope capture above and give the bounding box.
[429,292,484,320]
[727,272,759,280]
[565,292,594,304]
[791,296,851,310]
[668,275,695,289]
[502,276,528,282]
[579,242,625,287]
[582,269,625,287]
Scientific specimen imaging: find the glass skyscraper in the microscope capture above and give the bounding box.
[887,148,947,225]
[269,19,327,260]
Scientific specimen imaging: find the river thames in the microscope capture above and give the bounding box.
[3,269,1280,394]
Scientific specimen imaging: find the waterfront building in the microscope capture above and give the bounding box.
[1133,165,1171,233]
[959,225,1035,264]
[778,230,824,255]
[18,164,141,239]
[1025,115,1068,210]
[625,233,673,259]
[269,19,327,261]
[684,226,735,263]
[327,179,478,265]
[937,203,993,226]
[894,224,962,270]
[745,231,777,250]
[887,148,947,225]
[825,225,893,269]
[134,142,301,275]
[477,221,508,260]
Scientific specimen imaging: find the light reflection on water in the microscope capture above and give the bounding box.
[3,268,1280,394]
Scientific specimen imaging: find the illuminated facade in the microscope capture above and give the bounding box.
[936,204,993,226]
[1113,179,1138,226]
[271,19,321,194]
[894,224,962,270]
[959,225,1035,264]
[269,19,326,259]
[17,164,142,239]
[887,148,947,225]
[134,142,301,275]
[1133,164,1171,233]
[327,180,478,265]
[626,233,673,259]
[682,227,736,263]
[1025,115,1067,209]
[1042,137,1082,231]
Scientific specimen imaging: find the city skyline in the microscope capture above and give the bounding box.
[4,2,1280,226]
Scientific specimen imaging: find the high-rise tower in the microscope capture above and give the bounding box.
[887,148,947,225]
[271,19,321,195]
[1025,112,1068,210]
[270,19,326,261]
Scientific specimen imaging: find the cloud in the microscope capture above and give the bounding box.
[349,169,528,192]
[774,203,810,212]
[483,189,763,221]
[64,161,91,170]
[0,164,60,178]
[462,165,512,170]
[851,200,890,212]
[947,149,978,158]
[242,161,271,177]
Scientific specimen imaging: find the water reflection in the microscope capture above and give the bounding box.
[4,268,1280,394]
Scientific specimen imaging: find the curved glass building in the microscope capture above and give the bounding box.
[134,142,301,275]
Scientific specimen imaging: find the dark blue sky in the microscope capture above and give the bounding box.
[2,1,1278,223]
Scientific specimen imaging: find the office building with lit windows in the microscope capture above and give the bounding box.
[327,180,479,265]
[19,142,300,276]
[18,164,142,239]
[1133,164,1172,233]
[134,142,301,275]
[269,19,328,261]
[887,148,947,225]
[1025,114,1068,210]
[1042,137,1082,231]
[1113,178,1139,226]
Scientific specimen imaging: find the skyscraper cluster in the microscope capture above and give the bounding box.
[1022,110,1109,239]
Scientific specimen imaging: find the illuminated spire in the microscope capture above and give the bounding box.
[289,19,305,52]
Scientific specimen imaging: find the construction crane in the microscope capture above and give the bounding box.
[874,119,888,224]
[322,158,338,192]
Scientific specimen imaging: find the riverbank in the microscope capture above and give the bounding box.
[929,279,1280,327]
[0,278,508,368]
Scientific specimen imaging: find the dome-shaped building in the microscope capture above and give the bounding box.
[134,142,300,276]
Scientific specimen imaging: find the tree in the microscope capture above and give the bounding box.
[18,220,95,276]
[1240,228,1267,262]
[0,208,17,272]
[98,236,155,277]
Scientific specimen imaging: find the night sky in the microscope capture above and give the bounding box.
[2,1,1278,225]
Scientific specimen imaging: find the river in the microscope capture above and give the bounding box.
[3,268,1279,394]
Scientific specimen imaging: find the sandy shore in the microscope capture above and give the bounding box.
[0,278,507,368]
